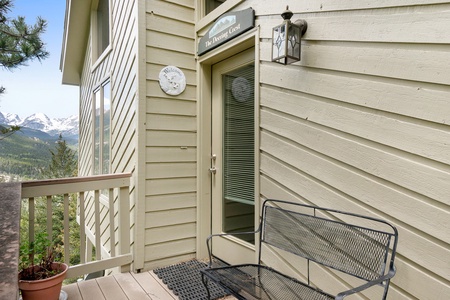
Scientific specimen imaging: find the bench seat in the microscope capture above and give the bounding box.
[202,264,334,300]
[201,199,398,300]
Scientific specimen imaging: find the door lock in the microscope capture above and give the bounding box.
[209,167,217,174]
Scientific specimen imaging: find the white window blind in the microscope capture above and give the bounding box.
[222,64,255,205]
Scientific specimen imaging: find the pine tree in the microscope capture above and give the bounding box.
[0,0,49,139]
[0,0,49,73]
[29,134,80,271]
[0,124,19,140]
[40,134,77,179]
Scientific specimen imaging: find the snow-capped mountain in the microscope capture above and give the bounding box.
[1,112,21,124]
[19,113,52,131]
[0,111,79,138]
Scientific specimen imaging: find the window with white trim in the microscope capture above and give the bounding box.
[93,80,111,175]
[205,0,226,15]
[93,0,110,60]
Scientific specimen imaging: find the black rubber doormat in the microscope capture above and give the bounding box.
[153,259,228,300]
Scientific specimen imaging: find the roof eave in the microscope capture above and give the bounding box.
[60,0,91,86]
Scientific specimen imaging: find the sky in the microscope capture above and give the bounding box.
[0,0,79,119]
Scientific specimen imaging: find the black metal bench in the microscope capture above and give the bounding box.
[201,199,398,300]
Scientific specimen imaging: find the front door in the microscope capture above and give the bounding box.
[210,48,256,265]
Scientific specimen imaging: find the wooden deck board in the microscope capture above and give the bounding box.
[96,275,128,300]
[131,271,177,299]
[62,270,237,300]
[62,270,177,300]
[61,283,83,300]
[113,272,153,299]
[77,278,106,299]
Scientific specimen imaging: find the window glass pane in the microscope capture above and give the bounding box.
[97,0,110,56]
[93,81,111,176]
[223,64,255,205]
[205,0,226,15]
[102,82,111,175]
[94,91,101,175]
[222,63,255,244]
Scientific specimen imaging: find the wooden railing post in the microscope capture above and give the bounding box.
[94,190,101,261]
[46,195,52,242]
[79,192,86,264]
[0,183,21,300]
[119,185,131,272]
[109,188,115,257]
[29,197,35,245]
[63,194,70,265]
[86,238,93,262]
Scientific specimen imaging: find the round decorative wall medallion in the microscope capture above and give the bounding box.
[158,66,186,96]
[231,77,251,102]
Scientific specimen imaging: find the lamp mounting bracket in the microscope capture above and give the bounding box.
[294,19,308,36]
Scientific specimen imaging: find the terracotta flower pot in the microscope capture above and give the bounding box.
[19,263,68,300]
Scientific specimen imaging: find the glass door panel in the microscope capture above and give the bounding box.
[222,64,255,244]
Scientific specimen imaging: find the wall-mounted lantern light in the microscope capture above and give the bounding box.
[271,6,307,65]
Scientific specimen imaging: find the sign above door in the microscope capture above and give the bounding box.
[198,8,255,56]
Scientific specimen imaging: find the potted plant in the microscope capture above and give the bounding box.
[18,232,68,300]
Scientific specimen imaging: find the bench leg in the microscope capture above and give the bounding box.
[201,273,212,300]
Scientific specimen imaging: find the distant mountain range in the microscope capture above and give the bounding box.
[0,112,78,140]
[0,112,78,180]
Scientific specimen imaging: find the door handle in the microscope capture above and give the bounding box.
[210,154,217,175]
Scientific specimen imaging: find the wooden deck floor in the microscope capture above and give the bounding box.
[63,271,177,300]
[62,270,236,300]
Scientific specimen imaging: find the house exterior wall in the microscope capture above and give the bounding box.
[142,0,197,270]
[77,0,139,268]
[70,0,197,272]
[66,0,450,297]
[78,1,138,178]
[216,1,449,299]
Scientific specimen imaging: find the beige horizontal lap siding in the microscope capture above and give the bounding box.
[78,40,94,177]
[144,0,196,270]
[78,0,139,271]
[246,0,450,299]
[109,0,138,266]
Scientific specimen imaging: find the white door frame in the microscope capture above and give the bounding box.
[196,27,260,260]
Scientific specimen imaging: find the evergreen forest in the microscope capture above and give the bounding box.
[5,135,82,283]
[0,129,77,181]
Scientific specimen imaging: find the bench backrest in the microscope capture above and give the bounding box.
[260,199,398,282]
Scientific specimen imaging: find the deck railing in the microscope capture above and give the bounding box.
[21,173,133,279]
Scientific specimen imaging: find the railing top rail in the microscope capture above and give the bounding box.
[22,173,132,188]
[21,173,132,198]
